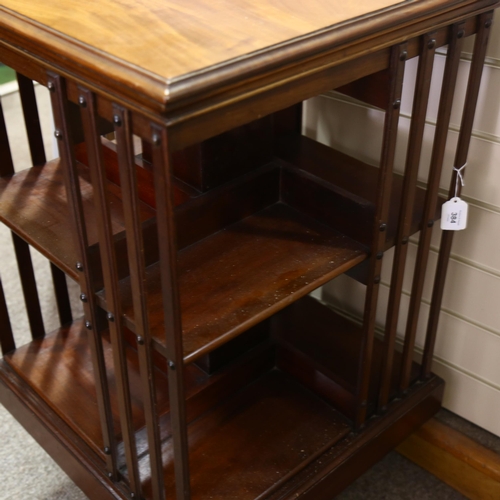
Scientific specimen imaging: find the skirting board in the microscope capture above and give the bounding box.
[397,418,500,500]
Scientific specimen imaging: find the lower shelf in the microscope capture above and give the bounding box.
[141,370,350,499]
[0,302,442,499]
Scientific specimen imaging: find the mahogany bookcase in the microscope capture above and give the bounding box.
[0,1,497,499]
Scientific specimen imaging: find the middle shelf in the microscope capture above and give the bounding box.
[0,133,441,363]
[98,202,366,363]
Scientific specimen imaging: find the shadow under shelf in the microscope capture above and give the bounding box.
[1,294,433,499]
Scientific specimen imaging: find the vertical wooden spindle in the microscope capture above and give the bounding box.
[48,73,118,479]
[0,103,16,354]
[0,277,15,355]
[17,72,73,326]
[152,124,191,499]
[80,88,144,495]
[399,22,466,392]
[11,232,45,338]
[355,43,406,428]
[0,100,14,176]
[141,139,153,164]
[1,87,45,339]
[49,263,73,326]
[378,33,436,410]
[16,72,46,166]
[421,12,493,379]
[114,105,165,500]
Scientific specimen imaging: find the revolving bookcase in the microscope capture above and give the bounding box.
[0,1,497,499]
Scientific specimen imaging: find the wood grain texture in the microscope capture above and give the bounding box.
[397,418,500,500]
[0,157,155,282]
[0,0,402,80]
[3,319,274,461]
[140,369,350,500]
[0,353,444,500]
[275,295,421,419]
[98,203,367,363]
[2,0,496,114]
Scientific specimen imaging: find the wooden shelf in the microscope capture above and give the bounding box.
[276,133,443,248]
[274,296,420,419]
[3,313,352,497]
[97,202,367,363]
[0,134,438,368]
[2,317,353,500]
[3,318,276,459]
[0,301,443,500]
[0,1,486,497]
[141,369,350,500]
[0,157,156,282]
[0,140,194,284]
[3,319,167,456]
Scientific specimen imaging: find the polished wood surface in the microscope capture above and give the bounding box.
[100,203,367,363]
[274,296,420,419]
[142,369,350,500]
[0,157,155,281]
[268,376,444,499]
[3,318,274,460]
[0,1,494,498]
[0,352,444,500]
[0,0,402,79]
[276,134,443,249]
[398,418,500,500]
[2,0,496,115]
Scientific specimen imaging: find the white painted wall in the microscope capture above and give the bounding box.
[305,15,500,436]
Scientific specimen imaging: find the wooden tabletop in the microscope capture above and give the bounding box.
[0,0,497,114]
[0,0,402,81]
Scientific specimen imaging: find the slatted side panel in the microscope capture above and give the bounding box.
[422,13,493,380]
[48,73,118,477]
[378,31,436,410]
[310,11,500,436]
[400,22,466,392]
[114,105,165,500]
[0,75,80,348]
[354,43,406,428]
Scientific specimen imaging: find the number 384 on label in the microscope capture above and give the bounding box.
[441,197,468,231]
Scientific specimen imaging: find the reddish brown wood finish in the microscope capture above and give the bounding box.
[140,370,350,500]
[80,88,142,489]
[268,376,444,499]
[151,123,193,499]
[355,43,406,428]
[16,73,46,166]
[0,278,15,355]
[400,22,466,392]
[74,139,194,209]
[0,157,156,282]
[11,232,45,339]
[0,3,494,500]
[276,135,443,253]
[50,263,73,326]
[49,72,119,478]
[378,31,436,410]
[172,116,273,192]
[274,296,420,420]
[0,100,14,176]
[114,105,165,499]
[98,202,367,363]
